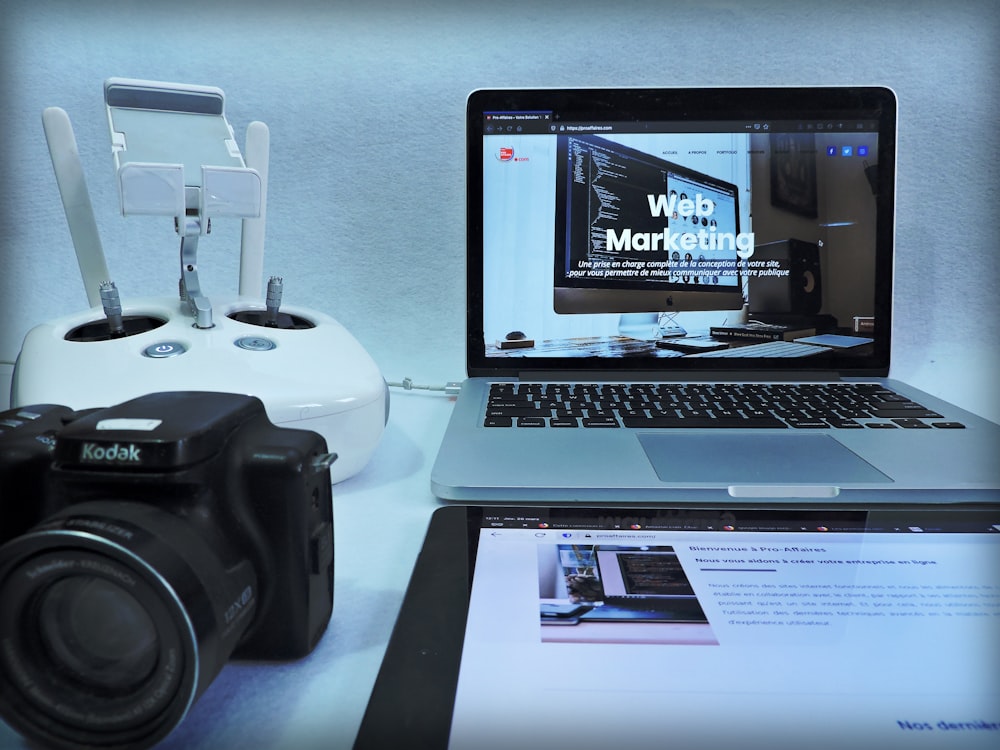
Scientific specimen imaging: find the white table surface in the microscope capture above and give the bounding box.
[0,357,996,750]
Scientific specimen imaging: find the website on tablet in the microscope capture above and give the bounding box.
[449,510,1000,750]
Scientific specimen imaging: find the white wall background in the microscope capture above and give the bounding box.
[1,0,998,421]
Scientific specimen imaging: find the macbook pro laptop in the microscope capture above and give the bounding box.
[431,87,1000,503]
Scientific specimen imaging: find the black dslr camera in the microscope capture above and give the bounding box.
[0,391,336,750]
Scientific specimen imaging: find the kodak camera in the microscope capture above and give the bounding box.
[0,391,336,750]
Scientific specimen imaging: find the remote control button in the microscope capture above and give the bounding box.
[143,342,187,358]
[234,336,276,352]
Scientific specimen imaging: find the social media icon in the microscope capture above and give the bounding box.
[858,145,869,157]
[842,146,853,157]
[826,146,837,156]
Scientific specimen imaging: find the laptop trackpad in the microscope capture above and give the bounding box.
[637,433,891,486]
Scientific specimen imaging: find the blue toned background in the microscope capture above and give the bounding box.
[0,3,998,749]
[1,0,998,423]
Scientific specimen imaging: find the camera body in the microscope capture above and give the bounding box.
[0,391,335,749]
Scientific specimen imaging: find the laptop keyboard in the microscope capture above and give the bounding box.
[484,382,966,430]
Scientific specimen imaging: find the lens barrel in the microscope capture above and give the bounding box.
[0,501,257,750]
[36,574,162,693]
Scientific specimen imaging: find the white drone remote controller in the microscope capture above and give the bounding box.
[11,78,388,483]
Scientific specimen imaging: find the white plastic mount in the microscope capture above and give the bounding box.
[104,78,265,328]
[44,80,269,312]
[105,77,261,221]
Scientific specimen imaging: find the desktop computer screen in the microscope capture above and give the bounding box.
[554,133,747,315]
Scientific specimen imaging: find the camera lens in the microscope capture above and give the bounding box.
[36,576,159,693]
[0,501,258,750]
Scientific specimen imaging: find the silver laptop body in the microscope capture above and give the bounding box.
[432,86,999,503]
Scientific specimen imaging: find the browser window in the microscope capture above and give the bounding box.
[449,510,1000,749]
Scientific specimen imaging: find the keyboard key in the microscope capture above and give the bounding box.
[621,416,787,429]
[871,409,943,419]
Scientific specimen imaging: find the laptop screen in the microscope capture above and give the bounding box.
[466,87,897,376]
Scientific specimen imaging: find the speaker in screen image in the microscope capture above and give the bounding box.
[748,238,822,316]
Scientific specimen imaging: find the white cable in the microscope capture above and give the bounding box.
[387,377,462,396]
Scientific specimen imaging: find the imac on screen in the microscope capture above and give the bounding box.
[553,134,749,337]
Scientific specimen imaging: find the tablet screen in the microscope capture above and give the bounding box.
[356,505,1000,750]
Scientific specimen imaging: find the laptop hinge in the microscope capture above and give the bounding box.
[520,370,845,382]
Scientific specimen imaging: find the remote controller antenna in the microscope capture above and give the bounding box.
[99,281,126,338]
[42,107,112,309]
[265,276,283,327]
[239,121,270,298]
